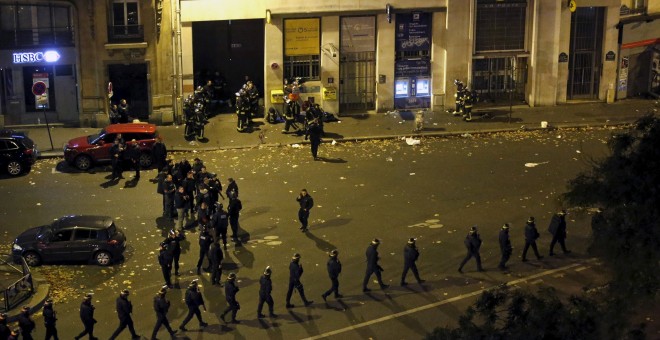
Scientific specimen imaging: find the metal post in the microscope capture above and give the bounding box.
[43,107,54,150]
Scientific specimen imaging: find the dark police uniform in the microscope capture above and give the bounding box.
[151,290,177,339]
[257,269,276,318]
[286,255,312,308]
[110,141,123,180]
[221,276,241,323]
[179,283,208,330]
[43,302,58,340]
[305,120,323,160]
[196,227,213,274]
[322,251,343,300]
[228,196,242,240]
[548,211,571,256]
[158,245,173,287]
[296,191,314,231]
[208,241,224,285]
[74,296,96,340]
[458,227,484,273]
[109,291,138,339]
[211,205,229,248]
[522,217,543,261]
[363,240,388,292]
[498,224,513,270]
[17,309,35,340]
[401,239,424,285]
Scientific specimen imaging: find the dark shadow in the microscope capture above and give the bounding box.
[232,242,255,269]
[123,177,139,188]
[155,216,176,230]
[196,137,210,143]
[314,217,351,229]
[397,111,415,120]
[304,232,337,253]
[316,157,347,164]
[100,178,120,188]
[321,132,344,139]
[339,113,370,120]
[418,127,446,132]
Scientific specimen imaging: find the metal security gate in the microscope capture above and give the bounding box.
[340,51,376,111]
[567,7,604,99]
[472,56,527,103]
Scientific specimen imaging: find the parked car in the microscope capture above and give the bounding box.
[0,129,39,176]
[12,215,127,266]
[63,123,158,170]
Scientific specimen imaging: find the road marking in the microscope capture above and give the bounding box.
[302,262,588,340]
[530,279,544,285]
[574,266,588,272]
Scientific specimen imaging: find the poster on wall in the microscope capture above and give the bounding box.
[619,56,629,92]
[341,16,376,53]
[396,12,431,51]
[33,73,50,109]
[284,18,320,56]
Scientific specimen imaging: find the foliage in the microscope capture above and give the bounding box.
[564,113,660,299]
[426,285,644,340]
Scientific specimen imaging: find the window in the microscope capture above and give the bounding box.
[74,229,92,240]
[109,0,143,42]
[0,4,74,49]
[22,66,56,112]
[283,18,321,81]
[475,0,527,53]
[53,230,73,242]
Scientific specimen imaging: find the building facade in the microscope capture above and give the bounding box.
[1,0,655,127]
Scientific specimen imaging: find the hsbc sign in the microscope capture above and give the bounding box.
[12,50,61,64]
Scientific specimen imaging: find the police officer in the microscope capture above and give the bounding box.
[498,223,513,271]
[110,139,124,181]
[363,239,389,292]
[296,189,314,232]
[221,273,241,324]
[152,137,168,173]
[228,191,242,241]
[43,299,58,340]
[174,186,190,230]
[126,139,141,179]
[321,249,343,301]
[163,174,176,219]
[196,224,213,275]
[0,313,10,340]
[522,217,544,262]
[548,209,571,256]
[211,202,229,249]
[179,280,209,331]
[208,239,223,285]
[226,177,239,199]
[286,253,313,308]
[158,243,173,288]
[182,171,197,218]
[165,229,184,276]
[257,266,277,318]
[17,305,35,340]
[458,226,484,273]
[109,289,139,339]
[305,119,323,160]
[401,238,425,286]
[151,287,177,339]
[74,294,96,340]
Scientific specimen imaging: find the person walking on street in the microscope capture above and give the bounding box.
[196,225,213,274]
[548,209,571,256]
[126,139,141,179]
[174,186,190,230]
[296,189,314,232]
[179,280,209,331]
[212,202,229,249]
[166,229,184,276]
[109,289,139,339]
[152,137,168,173]
[257,266,277,318]
[321,249,343,301]
[151,287,177,339]
[74,294,97,340]
[305,118,323,160]
[522,217,544,262]
[110,139,124,181]
[43,299,58,340]
[285,253,313,308]
[221,273,241,324]
[458,226,484,273]
[363,239,389,292]
[401,238,425,286]
[16,306,35,340]
[498,223,513,271]
[163,174,176,219]
[158,243,173,288]
[228,191,242,241]
[209,240,224,285]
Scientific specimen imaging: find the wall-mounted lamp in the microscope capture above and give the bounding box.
[266,9,272,24]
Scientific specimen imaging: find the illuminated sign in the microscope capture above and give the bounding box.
[12,50,61,64]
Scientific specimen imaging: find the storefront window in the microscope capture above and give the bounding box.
[22,66,56,112]
[283,18,321,81]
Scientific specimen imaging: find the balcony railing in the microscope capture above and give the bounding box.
[0,27,75,49]
[107,25,144,43]
[620,5,647,16]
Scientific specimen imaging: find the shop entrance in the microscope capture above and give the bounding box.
[108,63,149,119]
[192,19,264,112]
[340,16,376,112]
[567,7,604,99]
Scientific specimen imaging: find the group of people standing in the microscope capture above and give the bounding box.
[108,99,132,124]
[235,80,259,132]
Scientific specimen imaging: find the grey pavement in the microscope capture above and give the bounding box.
[7,98,658,159]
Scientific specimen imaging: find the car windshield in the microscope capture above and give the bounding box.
[37,225,53,241]
[20,137,34,149]
[87,129,106,144]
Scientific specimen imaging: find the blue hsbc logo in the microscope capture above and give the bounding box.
[12,50,61,64]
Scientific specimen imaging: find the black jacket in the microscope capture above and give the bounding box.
[525,222,540,242]
[403,245,420,266]
[228,198,242,217]
[153,295,170,318]
[289,260,304,283]
[225,281,239,303]
[17,312,35,332]
[366,245,381,271]
[548,214,567,239]
[43,305,57,326]
[80,301,95,325]
[259,275,273,297]
[212,209,229,233]
[208,242,223,266]
[499,229,513,255]
[327,257,342,279]
[152,142,167,163]
[116,296,133,322]
[0,321,9,340]
[185,287,205,309]
[226,181,239,198]
[464,233,482,253]
[297,194,314,211]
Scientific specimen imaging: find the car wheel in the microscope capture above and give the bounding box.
[74,155,92,170]
[94,251,112,266]
[7,161,23,176]
[139,152,153,168]
[23,252,42,266]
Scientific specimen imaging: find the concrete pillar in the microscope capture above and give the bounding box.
[264,17,284,112]
[444,0,472,105]
[376,13,395,112]
[432,11,447,111]
[321,16,340,114]
[530,0,561,106]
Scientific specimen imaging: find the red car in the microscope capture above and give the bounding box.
[63,123,158,170]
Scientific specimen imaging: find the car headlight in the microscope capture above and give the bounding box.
[12,243,22,251]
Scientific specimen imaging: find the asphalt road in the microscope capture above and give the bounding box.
[0,127,621,339]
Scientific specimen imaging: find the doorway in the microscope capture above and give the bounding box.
[340,16,376,112]
[108,63,149,119]
[567,7,604,99]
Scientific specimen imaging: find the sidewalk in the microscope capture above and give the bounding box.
[9,98,658,159]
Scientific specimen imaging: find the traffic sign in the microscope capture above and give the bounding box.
[32,81,47,96]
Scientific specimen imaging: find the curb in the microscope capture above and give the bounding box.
[36,121,636,160]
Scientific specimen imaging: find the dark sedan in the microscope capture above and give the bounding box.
[12,215,127,266]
